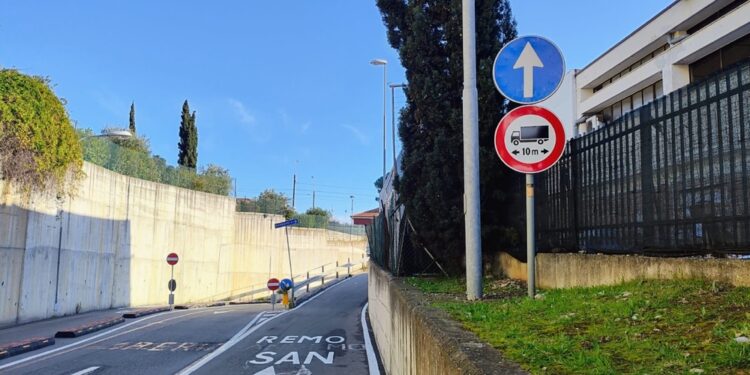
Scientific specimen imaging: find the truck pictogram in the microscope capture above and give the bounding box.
[511,125,549,145]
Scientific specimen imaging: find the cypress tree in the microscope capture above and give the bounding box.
[129,102,136,134]
[178,100,198,168]
[376,0,520,272]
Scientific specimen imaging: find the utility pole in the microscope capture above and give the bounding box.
[292,174,296,209]
[462,0,483,300]
[311,176,316,209]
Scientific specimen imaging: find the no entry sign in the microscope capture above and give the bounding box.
[267,278,280,291]
[166,253,179,266]
[494,105,566,174]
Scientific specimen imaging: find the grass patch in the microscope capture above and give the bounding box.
[410,277,750,374]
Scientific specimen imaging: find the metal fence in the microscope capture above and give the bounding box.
[537,60,750,255]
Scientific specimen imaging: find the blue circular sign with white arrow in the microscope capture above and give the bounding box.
[279,278,293,291]
[493,35,565,104]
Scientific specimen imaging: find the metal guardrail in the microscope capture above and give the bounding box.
[225,257,369,303]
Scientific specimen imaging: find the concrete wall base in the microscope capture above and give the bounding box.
[368,263,526,375]
[493,252,750,288]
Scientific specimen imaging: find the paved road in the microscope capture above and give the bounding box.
[183,274,376,375]
[0,275,377,375]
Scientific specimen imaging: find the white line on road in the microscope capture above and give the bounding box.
[69,366,100,375]
[361,302,381,375]
[177,276,357,375]
[0,308,205,372]
[213,310,230,314]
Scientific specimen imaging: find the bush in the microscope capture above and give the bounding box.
[0,69,82,194]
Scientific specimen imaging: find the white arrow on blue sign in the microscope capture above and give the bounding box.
[279,278,294,291]
[493,35,565,104]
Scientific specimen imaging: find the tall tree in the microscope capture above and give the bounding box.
[129,102,136,134]
[377,0,520,272]
[177,100,198,168]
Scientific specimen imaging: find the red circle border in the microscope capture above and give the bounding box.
[494,105,566,174]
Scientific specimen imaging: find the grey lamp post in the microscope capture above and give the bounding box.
[389,83,406,174]
[370,59,388,184]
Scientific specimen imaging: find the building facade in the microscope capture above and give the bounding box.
[552,0,750,136]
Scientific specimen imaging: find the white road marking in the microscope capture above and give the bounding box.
[213,310,230,314]
[361,302,380,375]
[178,276,357,375]
[0,309,205,371]
[69,365,100,375]
[253,366,276,375]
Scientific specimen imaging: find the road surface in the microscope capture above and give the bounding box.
[0,275,377,375]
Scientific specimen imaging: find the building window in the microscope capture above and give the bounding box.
[690,33,750,82]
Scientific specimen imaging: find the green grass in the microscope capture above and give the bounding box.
[409,277,750,374]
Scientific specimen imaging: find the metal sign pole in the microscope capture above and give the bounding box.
[169,265,175,309]
[285,226,294,308]
[526,174,536,298]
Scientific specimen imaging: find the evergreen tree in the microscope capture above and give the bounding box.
[177,100,198,168]
[129,102,136,134]
[376,0,520,272]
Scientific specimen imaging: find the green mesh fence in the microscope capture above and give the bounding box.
[80,135,232,196]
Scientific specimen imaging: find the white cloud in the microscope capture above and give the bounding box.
[227,98,272,143]
[300,121,311,133]
[340,124,368,145]
[228,98,256,125]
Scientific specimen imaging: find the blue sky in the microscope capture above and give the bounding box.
[0,0,671,222]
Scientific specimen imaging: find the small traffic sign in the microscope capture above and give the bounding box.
[267,278,280,291]
[168,279,177,292]
[166,253,179,266]
[274,218,299,229]
[493,35,565,104]
[494,105,566,174]
[279,278,293,291]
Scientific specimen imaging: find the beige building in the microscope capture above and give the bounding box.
[546,0,750,137]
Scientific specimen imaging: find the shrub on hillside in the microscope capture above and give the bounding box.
[0,69,83,194]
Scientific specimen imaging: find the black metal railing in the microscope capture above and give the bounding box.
[536,60,750,255]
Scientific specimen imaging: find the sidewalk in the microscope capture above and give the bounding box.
[0,308,127,346]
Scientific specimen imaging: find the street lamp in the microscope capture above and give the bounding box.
[389,83,406,175]
[370,59,388,186]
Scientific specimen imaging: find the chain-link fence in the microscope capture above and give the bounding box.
[536,59,750,255]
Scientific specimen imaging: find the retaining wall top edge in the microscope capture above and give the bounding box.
[371,263,527,375]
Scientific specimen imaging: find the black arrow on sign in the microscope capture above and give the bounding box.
[541,149,549,154]
[512,150,520,155]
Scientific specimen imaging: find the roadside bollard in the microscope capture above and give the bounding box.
[348,257,351,276]
[306,272,310,292]
[336,261,339,279]
[321,265,325,285]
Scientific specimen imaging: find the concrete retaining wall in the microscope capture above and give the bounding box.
[368,263,525,375]
[493,252,750,288]
[0,162,367,327]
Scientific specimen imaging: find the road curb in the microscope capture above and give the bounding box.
[206,302,226,307]
[0,337,55,360]
[54,317,125,338]
[122,307,170,319]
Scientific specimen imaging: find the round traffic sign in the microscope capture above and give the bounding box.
[166,253,179,266]
[493,35,565,104]
[494,105,566,174]
[267,278,280,291]
[168,279,177,292]
[279,278,293,291]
